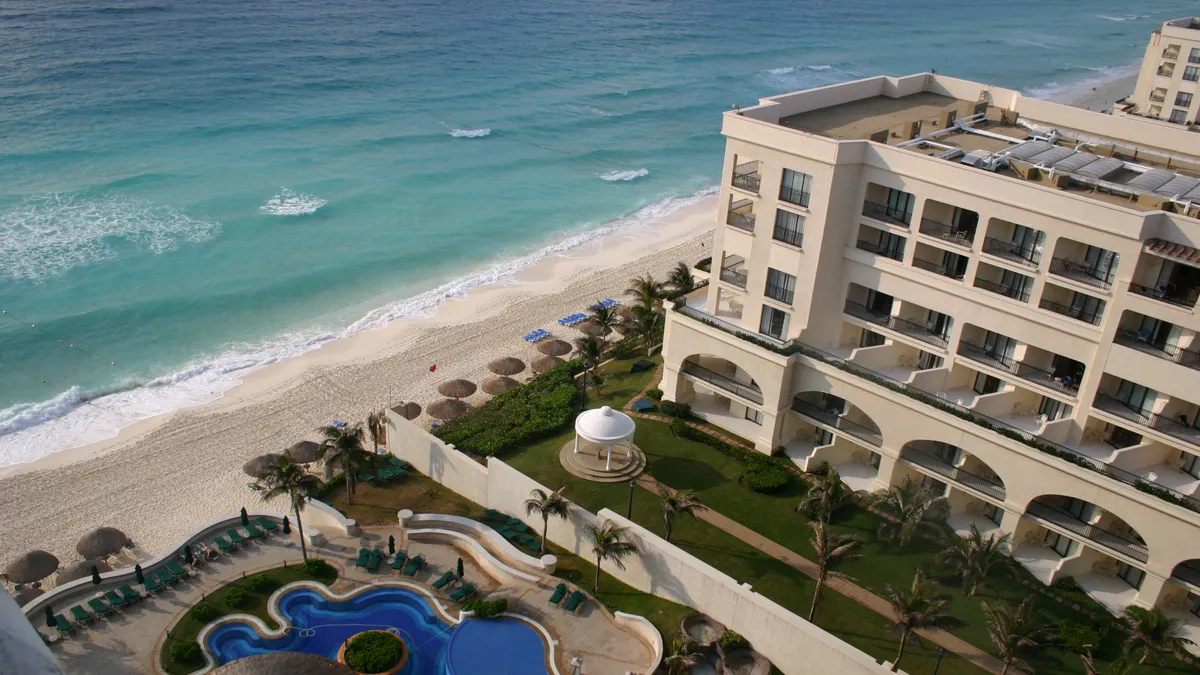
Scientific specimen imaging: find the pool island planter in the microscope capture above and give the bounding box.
[336,630,408,675]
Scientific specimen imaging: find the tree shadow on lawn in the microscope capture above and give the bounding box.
[646,455,728,490]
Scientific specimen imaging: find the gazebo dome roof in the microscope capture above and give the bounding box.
[575,406,636,443]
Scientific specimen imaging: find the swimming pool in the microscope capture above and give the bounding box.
[203,584,552,675]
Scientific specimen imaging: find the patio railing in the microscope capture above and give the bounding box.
[1025,501,1149,563]
[790,398,883,446]
[901,448,1006,500]
[682,360,763,404]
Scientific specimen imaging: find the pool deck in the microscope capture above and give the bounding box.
[48,524,655,675]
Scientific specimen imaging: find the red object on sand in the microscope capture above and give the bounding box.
[429,364,437,372]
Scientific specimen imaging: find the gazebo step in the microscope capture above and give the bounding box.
[558,439,647,483]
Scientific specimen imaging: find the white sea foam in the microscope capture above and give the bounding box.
[258,188,327,216]
[566,105,615,118]
[1095,14,1146,22]
[757,63,859,91]
[448,128,491,138]
[0,186,719,466]
[0,193,220,282]
[600,168,649,182]
[1024,64,1140,102]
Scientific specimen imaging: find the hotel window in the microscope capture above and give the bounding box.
[1186,66,1200,82]
[973,373,1003,395]
[1038,396,1071,421]
[779,169,813,207]
[1116,562,1146,590]
[1114,380,1156,414]
[764,268,796,304]
[984,503,1003,526]
[772,209,804,248]
[1176,92,1193,108]
[1062,497,1094,522]
[1171,108,1188,124]
[885,188,915,225]
[1190,593,1200,619]
[917,351,943,370]
[1191,47,1200,64]
[859,329,885,348]
[759,305,789,340]
[1183,452,1200,480]
[744,408,763,425]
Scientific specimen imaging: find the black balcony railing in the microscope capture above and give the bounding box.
[1025,501,1149,563]
[790,398,883,446]
[671,304,1200,514]
[1114,329,1200,371]
[1049,257,1115,290]
[974,278,1032,303]
[856,240,904,261]
[1128,282,1200,309]
[719,267,747,288]
[773,225,803,248]
[957,341,1015,370]
[862,201,912,227]
[844,301,948,349]
[901,448,1005,500]
[727,211,755,232]
[982,237,1040,267]
[1093,394,1200,448]
[732,171,761,193]
[918,218,974,247]
[779,186,810,208]
[1038,298,1104,326]
[765,283,795,305]
[682,360,763,404]
[957,341,1080,396]
[912,257,965,281]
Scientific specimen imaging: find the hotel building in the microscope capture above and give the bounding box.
[661,72,1200,642]
[1122,17,1200,127]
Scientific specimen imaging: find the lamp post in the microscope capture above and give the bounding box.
[626,478,637,519]
[933,647,947,675]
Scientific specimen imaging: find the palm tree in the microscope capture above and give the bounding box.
[586,521,639,594]
[797,468,862,523]
[882,570,949,672]
[982,597,1055,675]
[366,409,387,452]
[524,488,570,554]
[1123,605,1195,664]
[624,273,667,311]
[1081,653,1132,675]
[661,635,704,675]
[666,262,695,297]
[935,523,1014,596]
[808,521,863,622]
[626,304,663,356]
[868,477,949,546]
[587,302,621,342]
[262,458,321,562]
[317,423,373,505]
[661,489,704,542]
[574,337,605,405]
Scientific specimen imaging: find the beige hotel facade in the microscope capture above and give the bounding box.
[661,71,1200,645]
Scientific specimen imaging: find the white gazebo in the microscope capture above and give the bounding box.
[573,406,636,471]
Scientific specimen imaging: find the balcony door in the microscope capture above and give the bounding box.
[982,331,1017,362]
[885,188,915,224]
[1069,293,1104,322]
[1082,246,1118,281]
[1045,531,1078,558]
[1114,380,1156,415]
[1116,562,1146,589]
[1010,225,1045,261]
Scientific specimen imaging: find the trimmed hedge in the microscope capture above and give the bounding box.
[646,388,664,401]
[719,629,749,651]
[433,365,578,456]
[189,601,219,623]
[169,642,202,665]
[659,401,692,418]
[670,418,789,493]
[225,587,248,608]
[302,558,336,578]
[462,597,509,618]
[344,631,405,674]
[244,573,278,593]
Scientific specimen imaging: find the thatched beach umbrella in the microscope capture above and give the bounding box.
[243,453,283,479]
[612,322,631,335]
[576,321,610,338]
[427,399,467,421]
[57,560,110,585]
[482,376,520,395]
[12,587,43,606]
[76,527,128,559]
[213,652,356,675]
[488,357,526,377]
[393,401,422,420]
[285,440,321,464]
[537,339,572,357]
[531,355,564,374]
[5,550,59,584]
[437,379,477,400]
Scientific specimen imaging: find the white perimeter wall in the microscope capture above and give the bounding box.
[386,413,902,675]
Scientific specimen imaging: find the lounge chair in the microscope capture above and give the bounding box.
[630,359,655,373]
[165,560,190,578]
[402,554,425,576]
[214,535,234,553]
[255,517,278,533]
[245,524,266,539]
[499,529,520,543]
[377,467,398,481]
[631,399,654,413]
[144,577,163,594]
[154,568,178,585]
[356,548,371,567]
[391,551,408,571]
[484,509,507,523]
[103,590,127,609]
[432,571,455,590]
[518,534,538,549]
[548,583,568,605]
[367,549,383,571]
[117,585,141,603]
[87,598,114,617]
[225,529,246,546]
[508,519,532,534]
[54,614,74,636]
[563,590,586,613]
[449,583,476,602]
[358,471,377,485]
[389,457,411,470]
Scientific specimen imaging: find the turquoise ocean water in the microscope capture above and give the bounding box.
[0,0,1193,464]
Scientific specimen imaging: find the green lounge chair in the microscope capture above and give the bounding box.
[104,590,127,609]
[214,535,234,553]
[356,548,371,567]
[226,529,246,546]
[366,549,383,571]
[87,598,114,617]
[518,534,538,549]
[402,554,425,576]
[389,457,410,469]
[509,520,532,534]
[377,467,398,481]
[449,583,476,602]
[484,509,507,523]
[70,606,94,624]
[563,590,586,613]
[548,583,568,605]
[391,551,408,571]
[54,614,74,635]
[245,524,266,539]
[117,585,141,603]
[432,571,455,590]
[144,577,163,594]
[255,517,278,533]
[358,471,377,486]
[165,561,190,578]
[500,529,521,543]
[154,568,178,585]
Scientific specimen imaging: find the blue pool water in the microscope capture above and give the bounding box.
[204,586,550,675]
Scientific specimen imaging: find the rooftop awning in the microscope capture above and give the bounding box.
[1145,238,1200,266]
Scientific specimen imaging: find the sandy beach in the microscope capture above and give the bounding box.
[1049,69,1139,113]
[0,197,715,572]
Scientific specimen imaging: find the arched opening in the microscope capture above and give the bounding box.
[1168,561,1200,644]
[677,354,764,440]
[785,391,883,491]
[896,440,1006,540]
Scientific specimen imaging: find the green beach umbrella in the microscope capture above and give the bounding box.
[240,507,249,527]
[90,565,101,586]
[135,564,144,585]
[45,605,54,628]
[388,536,395,555]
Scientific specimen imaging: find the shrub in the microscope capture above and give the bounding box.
[225,587,248,608]
[462,598,509,618]
[646,388,664,401]
[719,629,748,651]
[189,601,219,623]
[743,454,790,493]
[659,401,693,418]
[1054,576,1081,592]
[310,472,344,499]
[1059,621,1107,653]
[170,641,203,665]
[608,335,643,360]
[344,631,405,674]
[301,558,336,580]
[434,365,578,455]
[244,573,277,593]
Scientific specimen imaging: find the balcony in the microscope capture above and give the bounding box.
[765,282,795,305]
[1129,282,1199,309]
[974,277,1031,303]
[1025,501,1149,563]
[856,239,904,262]
[681,360,763,405]
[726,200,756,233]
[1093,394,1200,448]
[862,201,911,228]
[1151,92,1168,103]
[918,218,974,248]
[790,398,882,446]
[732,162,761,193]
[1114,329,1200,371]
[676,304,785,348]
[1038,298,1103,326]
[1164,47,1180,60]
[1049,257,1114,290]
[773,223,804,248]
[719,267,747,289]
[901,447,1005,501]
[982,237,1040,268]
[844,300,948,349]
[956,342,1080,396]
[912,257,966,281]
